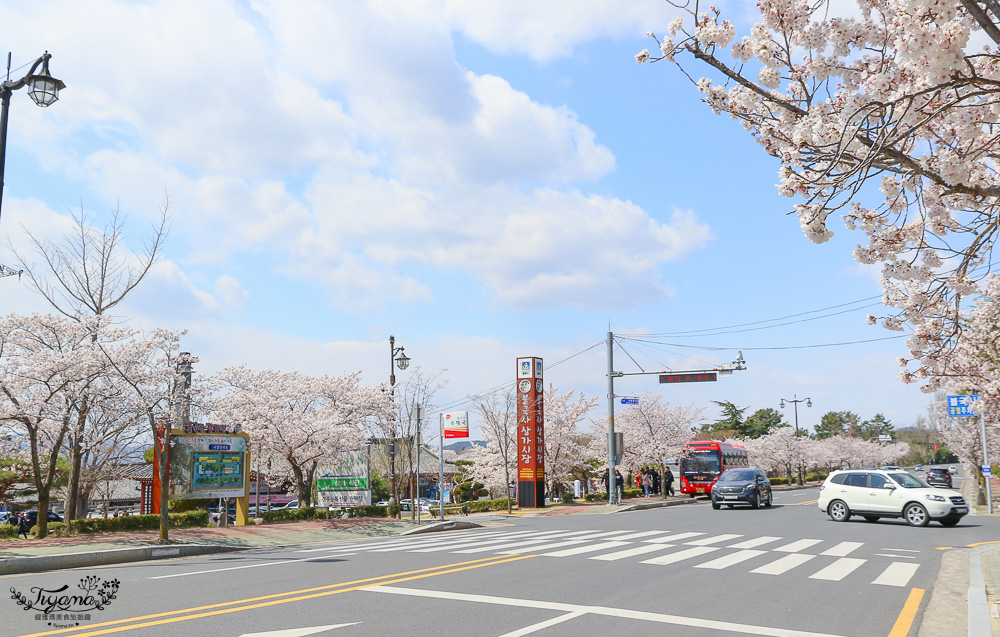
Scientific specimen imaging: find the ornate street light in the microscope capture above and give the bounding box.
[0,51,65,278]
[388,335,412,507]
[780,394,811,486]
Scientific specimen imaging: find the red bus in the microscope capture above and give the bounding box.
[679,440,749,496]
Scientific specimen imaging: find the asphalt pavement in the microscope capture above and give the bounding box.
[2,472,998,636]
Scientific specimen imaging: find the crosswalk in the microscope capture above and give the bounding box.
[294,527,922,587]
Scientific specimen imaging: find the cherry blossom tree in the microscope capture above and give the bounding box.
[13,205,168,522]
[98,328,198,541]
[591,392,702,497]
[471,388,517,511]
[210,367,390,507]
[0,314,126,537]
[542,385,598,498]
[638,1,1000,381]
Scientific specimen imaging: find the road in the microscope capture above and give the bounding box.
[5,469,995,637]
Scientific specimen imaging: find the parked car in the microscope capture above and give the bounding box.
[925,467,952,488]
[818,468,967,527]
[710,468,773,510]
[949,465,959,474]
[5,510,63,527]
[914,464,924,472]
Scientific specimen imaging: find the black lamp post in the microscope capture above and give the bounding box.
[0,51,65,279]
[780,395,811,486]
[388,335,410,504]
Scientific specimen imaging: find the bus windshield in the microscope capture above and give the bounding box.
[680,450,720,474]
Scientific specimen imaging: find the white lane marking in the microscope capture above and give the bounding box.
[149,553,357,579]
[609,530,671,541]
[820,542,864,557]
[874,554,917,559]
[808,558,867,581]
[408,531,565,553]
[590,544,675,561]
[685,533,743,546]
[497,611,586,637]
[773,539,823,553]
[643,532,705,543]
[882,548,921,553]
[872,562,920,587]
[541,541,630,558]
[751,554,817,575]
[640,546,720,565]
[295,530,517,553]
[366,585,850,637]
[694,550,767,570]
[239,623,360,637]
[728,536,783,549]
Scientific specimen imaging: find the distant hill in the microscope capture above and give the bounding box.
[444,440,485,451]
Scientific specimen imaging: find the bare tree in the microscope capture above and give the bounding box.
[12,200,169,523]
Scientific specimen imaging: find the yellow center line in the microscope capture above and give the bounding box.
[796,499,818,506]
[937,539,1000,550]
[887,587,924,637]
[18,554,532,637]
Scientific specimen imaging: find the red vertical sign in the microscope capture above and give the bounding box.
[516,357,545,508]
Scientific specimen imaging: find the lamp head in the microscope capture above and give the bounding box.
[395,350,410,370]
[806,398,812,408]
[26,52,65,107]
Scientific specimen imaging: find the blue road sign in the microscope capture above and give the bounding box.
[984,466,992,475]
[946,394,979,417]
[620,398,638,405]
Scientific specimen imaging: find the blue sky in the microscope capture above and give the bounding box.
[0,0,930,437]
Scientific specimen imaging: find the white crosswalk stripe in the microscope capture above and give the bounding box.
[872,562,920,587]
[820,541,864,557]
[750,553,817,575]
[305,526,922,589]
[727,536,782,549]
[808,557,867,581]
[640,546,720,565]
[694,549,768,570]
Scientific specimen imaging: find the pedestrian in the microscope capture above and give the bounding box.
[635,471,642,491]
[642,470,652,497]
[652,469,661,495]
[664,466,675,496]
[615,469,625,501]
[16,513,29,539]
[601,468,610,495]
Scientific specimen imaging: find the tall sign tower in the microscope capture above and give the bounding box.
[516,357,545,508]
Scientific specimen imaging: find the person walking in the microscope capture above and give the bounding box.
[601,468,610,495]
[642,470,652,497]
[664,466,675,496]
[16,513,29,539]
[615,469,625,502]
[652,469,661,495]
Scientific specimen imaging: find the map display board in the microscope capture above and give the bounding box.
[169,432,249,500]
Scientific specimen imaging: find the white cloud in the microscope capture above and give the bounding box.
[214,275,250,310]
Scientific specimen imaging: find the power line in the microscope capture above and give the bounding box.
[620,333,908,351]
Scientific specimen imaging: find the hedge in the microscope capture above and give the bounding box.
[262,507,317,523]
[66,510,211,534]
[561,493,574,504]
[344,506,389,519]
[0,523,16,539]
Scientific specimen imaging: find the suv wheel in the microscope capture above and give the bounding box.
[751,490,761,509]
[711,499,720,510]
[764,489,773,508]
[939,517,960,527]
[828,499,850,522]
[904,502,929,527]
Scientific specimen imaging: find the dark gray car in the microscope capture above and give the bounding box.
[711,468,773,509]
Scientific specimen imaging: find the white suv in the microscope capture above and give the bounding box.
[818,469,968,527]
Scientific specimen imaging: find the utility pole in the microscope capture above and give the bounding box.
[982,415,994,514]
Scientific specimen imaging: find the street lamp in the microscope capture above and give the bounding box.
[0,51,65,278]
[779,394,811,486]
[388,335,410,505]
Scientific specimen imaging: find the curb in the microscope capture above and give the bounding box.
[0,543,246,576]
[399,520,484,535]
[612,499,697,513]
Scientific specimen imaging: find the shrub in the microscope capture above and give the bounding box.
[585,493,607,502]
[561,493,575,504]
[262,506,316,523]
[65,510,210,535]
[345,506,388,519]
[388,504,400,518]
[769,477,789,485]
[0,524,16,540]
[623,488,642,499]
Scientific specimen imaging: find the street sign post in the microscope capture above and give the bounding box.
[946,394,979,416]
[620,397,638,405]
